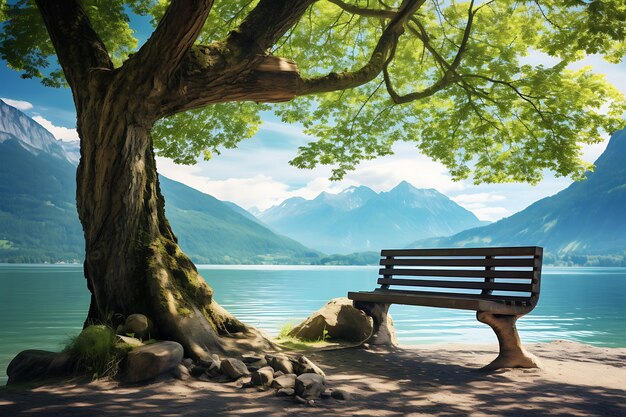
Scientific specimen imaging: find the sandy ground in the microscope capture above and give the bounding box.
[0,340,625,417]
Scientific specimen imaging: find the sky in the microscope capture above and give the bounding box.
[1,15,625,222]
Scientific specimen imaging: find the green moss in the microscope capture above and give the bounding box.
[177,306,192,316]
[65,325,128,379]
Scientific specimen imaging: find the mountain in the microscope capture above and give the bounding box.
[0,99,71,163]
[0,100,320,264]
[417,129,626,264]
[159,177,319,264]
[259,182,486,254]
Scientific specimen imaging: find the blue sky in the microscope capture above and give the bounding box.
[1,22,625,221]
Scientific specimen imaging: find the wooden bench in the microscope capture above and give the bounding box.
[348,246,543,370]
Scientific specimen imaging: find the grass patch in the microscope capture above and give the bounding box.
[275,322,334,351]
[65,325,131,379]
[278,322,295,338]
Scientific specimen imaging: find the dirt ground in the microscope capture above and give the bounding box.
[1,340,625,417]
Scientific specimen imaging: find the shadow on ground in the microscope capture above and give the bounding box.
[1,344,624,417]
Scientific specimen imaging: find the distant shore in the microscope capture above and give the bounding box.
[1,340,624,416]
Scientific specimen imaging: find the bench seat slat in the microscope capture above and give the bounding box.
[379,268,533,279]
[381,247,540,257]
[377,278,533,292]
[380,258,535,267]
[348,290,534,315]
[372,288,531,303]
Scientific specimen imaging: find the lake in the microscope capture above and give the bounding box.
[2,264,626,384]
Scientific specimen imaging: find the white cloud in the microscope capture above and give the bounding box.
[451,193,510,221]
[156,140,465,211]
[31,116,79,142]
[1,97,33,111]
[346,143,465,193]
[452,193,506,205]
[472,207,512,222]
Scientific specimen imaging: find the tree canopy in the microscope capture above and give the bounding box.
[2,0,625,184]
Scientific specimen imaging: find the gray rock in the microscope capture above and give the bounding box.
[295,356,325,376]
[295,373,326,399]
[288,298,374,342]
[182,358,193,369]
[220,358,250,380]
[250,366,274,387]
[121,314,151,340]
[241,354,263,364]
[266,354,294,374]
[274,370,284,377]
[172,364,191,381]
[126,341,184,383]
[331,389,351,400]
[271,373,297,389]
[7,350,58,384]
[47,351,74,376]
[276,388,295,397]
[246,357,268,372]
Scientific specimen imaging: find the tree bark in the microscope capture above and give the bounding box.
[75,89,270,358]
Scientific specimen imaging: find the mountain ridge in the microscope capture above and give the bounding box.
[415,128,626,265]
[0,101,320,264]
[259,181,487,254]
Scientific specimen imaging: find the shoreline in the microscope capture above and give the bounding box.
[1,340,625,416]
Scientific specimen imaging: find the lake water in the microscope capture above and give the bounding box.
[1,264,626,384]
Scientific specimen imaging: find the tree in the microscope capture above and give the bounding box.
[1,0,624,358]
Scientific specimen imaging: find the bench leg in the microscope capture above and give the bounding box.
[353,301,398,346]
[477,311,540,370]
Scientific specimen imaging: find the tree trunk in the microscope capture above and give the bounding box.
[75,94,266,359]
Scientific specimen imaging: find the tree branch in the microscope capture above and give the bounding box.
[381,0,476,104]
[326,0,397,18]
[34,0,112,90]
[226,0,316,56]
[296,0,426,96]
[129,0,214,89]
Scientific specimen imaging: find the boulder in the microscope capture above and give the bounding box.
[271,373,297,389]
[47,351,75,377]
[250,366,274,387]
[295,356,325,376]
[220,358,250,380]
[7,350,58,385]
[288,298,374,342]
[265,354,294,374]
[126,341,183,383]
[120,314,151,340]
[295,373,326,399]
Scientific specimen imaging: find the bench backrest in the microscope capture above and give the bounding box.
[378,246,543,306]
